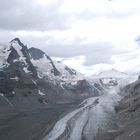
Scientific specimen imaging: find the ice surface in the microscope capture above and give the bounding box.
[43,70,133,140]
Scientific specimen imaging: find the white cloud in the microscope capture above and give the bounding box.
[54,56,113,76]
[60,0,140,18]
[1,0,140,75]
[55,50,140,76]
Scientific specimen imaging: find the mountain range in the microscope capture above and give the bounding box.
[0,38,101,140]
[0,38,140,140]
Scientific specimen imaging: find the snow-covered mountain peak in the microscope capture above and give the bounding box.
[95,69,128,79]
[10,38,26,48]
[10,38,28,58]
[0,39,24,69]
[88,69,136,91]
[29,47,45,60]
[2,38,37,77]
[29,47,84,85]
[1,38,85,87]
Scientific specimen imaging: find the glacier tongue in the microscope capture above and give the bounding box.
[43,87,121,140]
[43,70,136,140]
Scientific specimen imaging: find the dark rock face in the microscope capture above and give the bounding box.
[0,39,44,103]
[0,71,15,95]
[7,47,20,63]
[45,54,60,76]
[29,47,45,60]
[63,79,94,96]
[76,79,93,93]
[65,66,76,75]
[113,79,140,140]
[9,38,38,78]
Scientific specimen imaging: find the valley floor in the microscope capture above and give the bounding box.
[0,103,80,140]
[1,86,139,140]
[43,88,121,140]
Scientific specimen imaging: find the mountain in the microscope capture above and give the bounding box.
[90,72,140,140]
[28,47,84,87]
[112,76,140,140]
[0,38,137,140]
[93,69,128,79]
[0,38,96,140]
[1,38,112,103]
[42,69,135,140]
[87,69,135,97]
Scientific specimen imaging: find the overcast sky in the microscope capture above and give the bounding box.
[0,0,140,75]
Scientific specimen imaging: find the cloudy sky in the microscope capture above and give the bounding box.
[1,0,140,75]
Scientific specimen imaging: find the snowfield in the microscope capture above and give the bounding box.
[0,43,11,69]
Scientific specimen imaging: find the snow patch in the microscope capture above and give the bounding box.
[31,55,84,86]
[23,67,30,73]
[10,76,19,81]
[38,90,45,96]
[0,43,11,68]
[12,91,15,94]
[32,80,37,85]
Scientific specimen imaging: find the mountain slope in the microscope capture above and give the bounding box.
[87,69,135,97]
[0,38,96,140]
[0,38,136,140]
[112,77,140,140]
[29,47,84,87]
[43,70,134,140]
[0,38,92,102]
[1,38,119,140]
